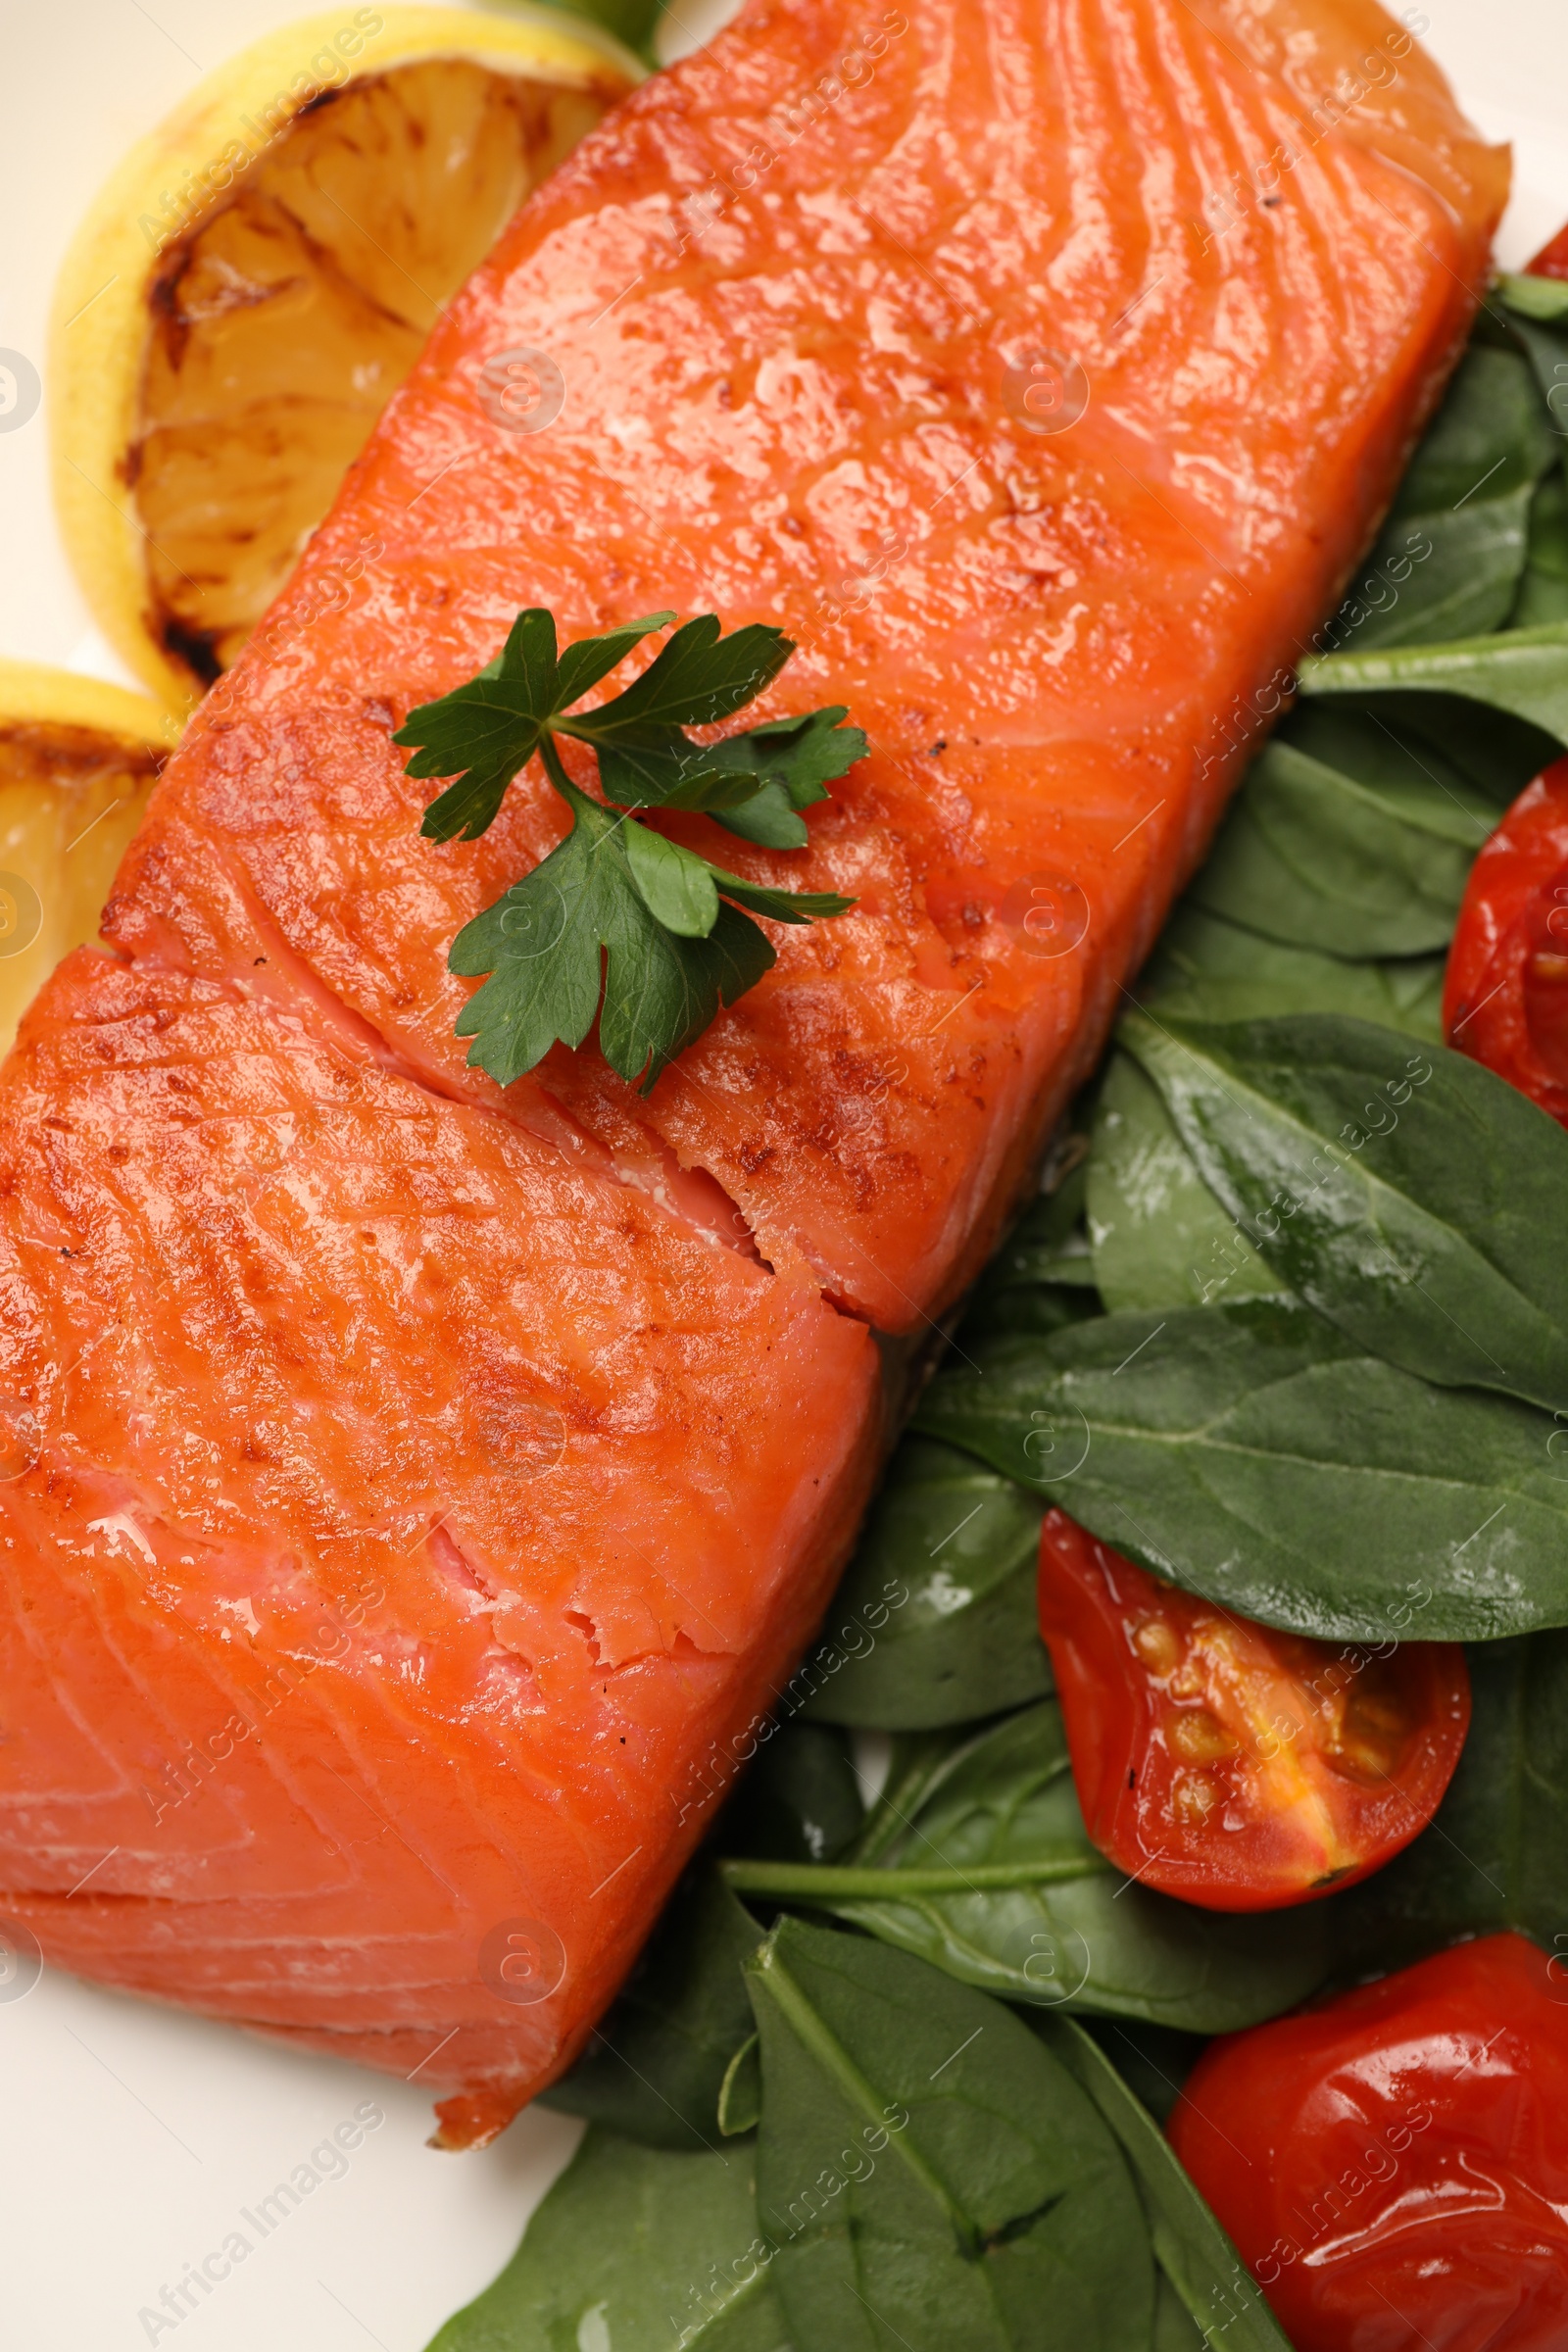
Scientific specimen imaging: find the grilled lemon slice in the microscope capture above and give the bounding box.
[0,662,181,1054]
[51,6,638,710]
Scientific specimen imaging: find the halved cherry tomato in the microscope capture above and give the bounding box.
[1527,220,1568,280]
[1444,758,1568,1125]
[1169,1933,1568,2352]
[1037,1511,1470,1911]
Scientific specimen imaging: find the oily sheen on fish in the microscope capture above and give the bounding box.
[0,0,1504,2141]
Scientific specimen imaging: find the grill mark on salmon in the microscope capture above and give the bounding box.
[0,0,1504,2136]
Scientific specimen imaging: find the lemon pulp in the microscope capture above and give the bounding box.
[134,58,608,686]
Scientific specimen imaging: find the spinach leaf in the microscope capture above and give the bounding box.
[914,1300,1568,1642]
[1342,688,1564,803]
[1325,1626,1568,1973]
[1284,702,1497,845]
[1154,2273,1207,2349]
[745,1916,1153,2352]
[965,1171,1101,1308]
[1092,918,1446,1312]
[1297,620,1568,746]
[1087,1052,1277,1313]
[970,1282,1103,1340]
[426,2128,788,2351]
[1516,472,1568,627]
[1497,271,1568,326]
[1121,1009,1568,1414]
[1079,2018,1206,2127]
[956,1165,1102,1353]
[1494,281,1568,449]
[1327,345,1556,650]
[1186,711,1494,958]
[727,1703,1327,2034]
[720,1723,864,1865]
[1040,2017,1293,2352]
[801,1438,1049,1731]
[540,1869,761,2151]
[1137,904,1445,1040]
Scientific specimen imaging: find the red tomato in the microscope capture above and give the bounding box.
[1169,1934,1568,2352]
[1036,1511,1471,1911]
[1444,759,1568,1126]
[1528,220,1568,280]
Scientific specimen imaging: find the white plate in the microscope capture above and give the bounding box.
[0,4,1565,2345]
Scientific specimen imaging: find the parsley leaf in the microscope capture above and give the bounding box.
[450,781,808,1092]
[406,610,862,1091]
[398,609,674,842]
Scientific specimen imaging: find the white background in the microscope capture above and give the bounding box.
[0,3,1565,2347]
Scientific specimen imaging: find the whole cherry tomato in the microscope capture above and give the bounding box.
[1036,1511,1470,1910]
[1527,220,1568,279]
[1169,1934,1568,2352]
[1444,759,1568,1125]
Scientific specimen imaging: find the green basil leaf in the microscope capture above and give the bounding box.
[425,2128,788,2350]
[1186,712,1494,959]
[1325,1627,1568,1974]
[730,1704,1326,2034]
[1138,905,1446,1039]
[1087,1052,1277,1314]
[1297,619,1568,746]
[915,1302,1568,1642]
[1326,346,1556,650]
[540,1869,762,2151]
[1040,2017,1294,2352]
[1121,1009,1568,1414]
[745,1917,1154,2352]
[800,1437,1050,1732]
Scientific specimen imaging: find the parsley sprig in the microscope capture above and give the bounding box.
[395,610,862,1093]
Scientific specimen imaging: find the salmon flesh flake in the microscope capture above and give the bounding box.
[0,0,1505,2141]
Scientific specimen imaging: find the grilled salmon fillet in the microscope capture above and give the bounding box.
[0,0,1504,2139]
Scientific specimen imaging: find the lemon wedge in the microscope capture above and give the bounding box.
[0,662,181,1055]
[51,6,639,710]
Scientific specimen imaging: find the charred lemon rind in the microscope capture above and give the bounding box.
[0,661,183,1057]
[49,5,641,712]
